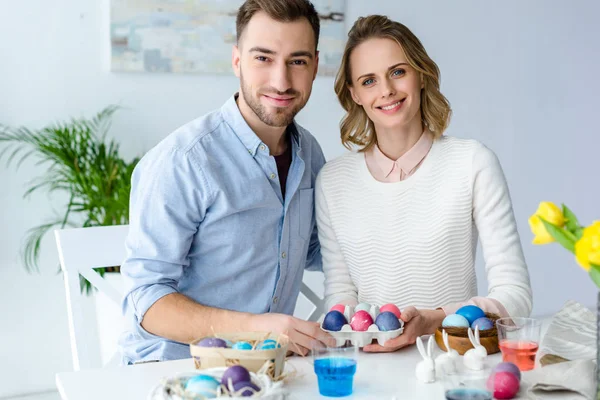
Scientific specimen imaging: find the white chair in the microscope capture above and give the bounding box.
[55,224,324,371]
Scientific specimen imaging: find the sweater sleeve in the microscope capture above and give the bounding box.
[460,143,533,317]
[315,170,359,312]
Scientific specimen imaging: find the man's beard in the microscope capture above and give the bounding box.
[240,72,305,127]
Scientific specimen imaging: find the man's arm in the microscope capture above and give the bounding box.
[142,293,331,354]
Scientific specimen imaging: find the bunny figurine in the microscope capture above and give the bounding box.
[415,335,436,383]
[463,326,487,370]
[435,329,460,375]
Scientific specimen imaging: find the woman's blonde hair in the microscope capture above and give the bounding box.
[334,15,452,151]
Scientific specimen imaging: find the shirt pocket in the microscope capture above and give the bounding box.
[298,188,315,241]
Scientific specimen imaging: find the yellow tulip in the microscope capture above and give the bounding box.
[575,221,600,271]
[528,202,565,244]
[528,215,554,244]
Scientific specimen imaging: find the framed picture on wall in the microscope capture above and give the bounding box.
[110,0,346,76]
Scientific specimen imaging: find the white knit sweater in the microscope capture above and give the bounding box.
[315,136,532,318]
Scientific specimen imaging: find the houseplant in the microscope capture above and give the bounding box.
[528,202,600,398]
[0,106,140,293]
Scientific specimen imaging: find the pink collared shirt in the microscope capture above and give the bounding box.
[363,130,510,318]
[365,130,434,182]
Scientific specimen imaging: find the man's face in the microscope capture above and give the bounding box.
[233,11,319,127]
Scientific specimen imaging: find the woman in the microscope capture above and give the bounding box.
[316,15,532,352]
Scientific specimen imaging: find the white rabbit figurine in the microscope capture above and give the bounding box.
[435,329,460,375]
[463,326,487,370]
[415,335,436,383]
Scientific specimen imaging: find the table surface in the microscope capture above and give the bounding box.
[56,319,550,400]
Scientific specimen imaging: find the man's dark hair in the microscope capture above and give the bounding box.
[236,0,320,51]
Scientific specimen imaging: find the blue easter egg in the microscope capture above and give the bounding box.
[455,305,486,325]
[471,317,494,331]
[185,374,220,398]
[257,339,281,350]
[374,311,401,331]
[442,314,470,328]
[322,310,347,331]
[232,341,253,350]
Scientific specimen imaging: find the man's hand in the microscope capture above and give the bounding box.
[252,313,334,356]
[362,307,445,353]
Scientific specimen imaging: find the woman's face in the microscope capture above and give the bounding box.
[348,37,423,134]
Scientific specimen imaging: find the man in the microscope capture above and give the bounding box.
[119,0,331,364]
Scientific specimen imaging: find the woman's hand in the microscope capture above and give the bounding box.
[362,306,445,353]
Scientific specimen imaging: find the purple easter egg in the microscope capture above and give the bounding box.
[374,311,401,331]
[232,380,260,396]
[197,337,227,348]
[471,317,494,331]
[322,310,347,331]
[221,365,251,387]
[494,362,522,381]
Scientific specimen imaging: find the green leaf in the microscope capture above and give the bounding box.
[589,264,600,289]
[562,204,581,235]
[540,218,576,253]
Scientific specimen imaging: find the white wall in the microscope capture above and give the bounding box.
[1,0,598,397]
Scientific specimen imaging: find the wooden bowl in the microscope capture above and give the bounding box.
[434,313,500,355]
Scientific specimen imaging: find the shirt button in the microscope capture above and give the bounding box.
[248,149,252,154]
[281,252,287,259]
[260,144,266,151]
[273,297,279,304]
[270,173,276,179]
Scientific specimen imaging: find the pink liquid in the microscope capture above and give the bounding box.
[499,340,539,371]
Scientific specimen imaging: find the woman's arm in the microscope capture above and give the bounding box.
[466,143,533,317]
[315,171,359,312]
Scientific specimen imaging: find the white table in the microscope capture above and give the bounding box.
[56,319,550,400]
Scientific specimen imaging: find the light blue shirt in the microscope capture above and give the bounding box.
[119,95,325,363]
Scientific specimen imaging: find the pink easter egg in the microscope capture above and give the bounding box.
[350,310,373,331]
[380,303,401,319]
[330,304,346,314]
[487,371,520,399]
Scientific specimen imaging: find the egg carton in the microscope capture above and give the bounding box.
[321,304,404,347]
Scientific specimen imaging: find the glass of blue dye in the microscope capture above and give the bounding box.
[442,364,492,400]
[312,343,358,397]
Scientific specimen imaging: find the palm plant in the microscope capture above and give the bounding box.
[0,106,140,293]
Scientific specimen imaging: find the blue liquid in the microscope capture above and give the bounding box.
[314,357,357,397]
[445,388,492,400]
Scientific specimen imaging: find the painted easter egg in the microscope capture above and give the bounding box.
[330,304,346,314]
[354,302,371,313]
[471,317,494,331]
[258,339,280,350]
[374,311,401,331]
[322,310,347,331]
[455,305,486,325]
[380,303,402,319]
[494,362,521,381]
[232,341,253,350]
[231,380,260,397]
[442,314,470,328]
[196,337,227,348]
[487,371,520,399]
[185,374,220,398]
[221,365,251,387]
[350,310,373,331]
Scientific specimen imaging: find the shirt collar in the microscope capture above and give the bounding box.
[221,93,300,157]
[371,129,434,177]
